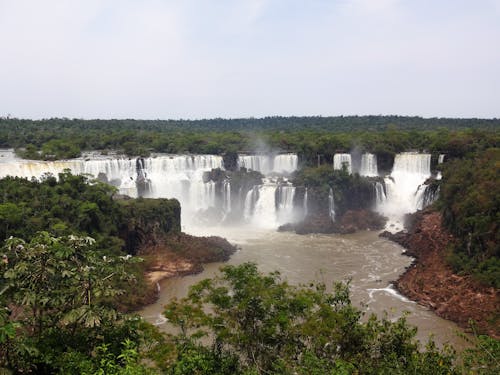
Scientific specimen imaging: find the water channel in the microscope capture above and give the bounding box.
[140,226,469,349]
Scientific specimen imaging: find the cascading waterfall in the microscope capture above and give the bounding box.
[0,150,301,230]
[273,154,298,174]
[243,186,260,221]
[333,153,352,174]
[378,152,431,230]
[238,155,272,175]
[328,188,335,221]
[303,188,308,217]
[237,153,298,175]
[436,154,445,180]
[360,153,378,177]
[276,185,296,223]
[0,154,224,229]
[222,181,231,213]
[375,182,387,205]
[251,182,280,228]
[419,184,440,209]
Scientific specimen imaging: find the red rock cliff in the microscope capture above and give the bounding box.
[382,210,499,338]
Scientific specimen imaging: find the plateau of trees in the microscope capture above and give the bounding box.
[0,172,181,312]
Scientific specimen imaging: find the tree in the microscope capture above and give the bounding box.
[162,263,459,374]
[0,232,153,373]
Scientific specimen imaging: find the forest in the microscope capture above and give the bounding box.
[1,116,499,163]
[0,117,499,373]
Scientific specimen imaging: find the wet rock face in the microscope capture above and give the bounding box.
[382,210,500,338]
[222,151,239,171]
[118,198,181,254]
[279,210,387,235]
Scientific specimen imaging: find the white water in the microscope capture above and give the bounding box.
[243,186,259,221]
[303,188,308,217]
[0,150,436,234]
[360,153,378,177]
[378,153,431,231]
[333,153,352,174]
[328,188,335,220]
[0,151,301,231]
[251,183,279,228]
[238,153,297,175]
[222,181,231,213]
[375,182,387,205]
[276,185,296,223]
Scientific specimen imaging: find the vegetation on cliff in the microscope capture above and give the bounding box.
[439,148,500,288]
[0,233,157,373]
[293,164,379,218]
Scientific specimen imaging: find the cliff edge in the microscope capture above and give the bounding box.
[381,210,499,338]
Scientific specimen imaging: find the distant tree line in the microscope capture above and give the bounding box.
[0,116,499,162]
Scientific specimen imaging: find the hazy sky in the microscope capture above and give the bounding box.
[1,0,499,119]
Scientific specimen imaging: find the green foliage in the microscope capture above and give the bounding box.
[293,164,378,217]
[461,332,500,374]
[119,198,181,235]
[162,263,460,374]
[0,172,121,246]
[0,233,155,373]
[1,117,498,162]
[440,148,500,287]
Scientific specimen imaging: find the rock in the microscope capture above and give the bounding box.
[384,210,500,338]
[281,210,387,235]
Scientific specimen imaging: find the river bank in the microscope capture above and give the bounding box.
[381,210,499,338]
[131,232,237,309]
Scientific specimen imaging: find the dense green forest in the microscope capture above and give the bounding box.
[1,117,499,163]
[439,148,500,287]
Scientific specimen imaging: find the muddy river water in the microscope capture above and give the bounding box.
[140,227,469,349]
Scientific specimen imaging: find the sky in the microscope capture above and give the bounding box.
[0,0,499,119]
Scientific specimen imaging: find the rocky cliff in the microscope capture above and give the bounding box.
[381,210,499,338]
[115,197,237,311]
[279,209,386,234]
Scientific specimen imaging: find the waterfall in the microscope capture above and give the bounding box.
[328,188,335,221]
[222,181,231,213]
[237,154,298,175]
[438,154,445,164]
[276,185,295,224]
[375,182,387,205]
[360,153,378,177]
[0,154,224,229]
[419,184,440,208]
[238,155,272,174]
[243,186,259,220]
[251,183,279,228]
[273,154,298,174]
[333,153,352,174]
[0,150,300,230]
[303,188,308,217]
[378,152,431,230]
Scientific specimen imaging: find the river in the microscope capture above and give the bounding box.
[139,226,469,349]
